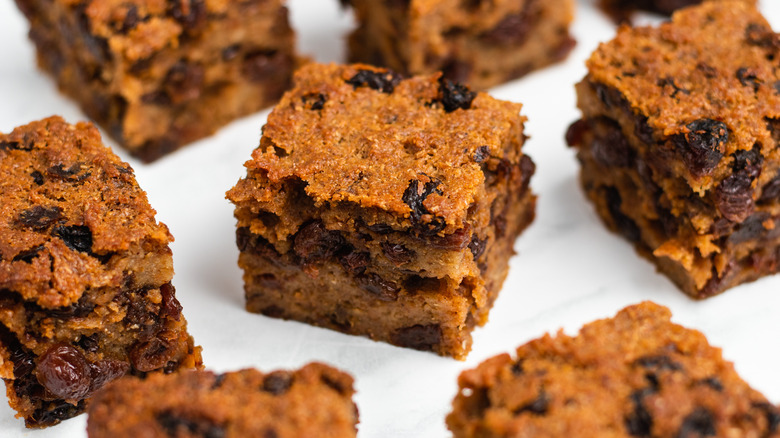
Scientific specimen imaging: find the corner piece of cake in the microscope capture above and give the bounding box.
[0,116,202,427]
[343,0,576,90]
[13,0,296,161]
[87,363,358,438]
[448,301,780,437]
[227,63,536,359]
[567,1,780,298]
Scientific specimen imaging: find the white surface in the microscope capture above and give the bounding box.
[0,0,779,436]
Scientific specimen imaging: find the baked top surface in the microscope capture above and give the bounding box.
[87,363,357,437]
[450,302,780,436]
[0,116,170,307]
[586,1,779,163]
[2,1,780,436]
[240,63,525,229]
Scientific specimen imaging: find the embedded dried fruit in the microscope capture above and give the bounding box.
[262,372,292,395]
[35,344,92,400]
[674,119,728,175]
[346,69,402,93]
[17,206,63,231]
[437,78,476,112]
[54,225,93,253]
[392,324,442,351]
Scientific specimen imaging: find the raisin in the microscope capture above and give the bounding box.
[35,344,92,400]
[17,206,63,231]
[727,213,769,245]
[221,44,241,61]
[118,4,140,33]
[242,50,289,82]
[733,146,763,178]
[358,273,399,301]
[634,355,682,371]
[519,155,536,194]
[674,119,728,176]
[479,9,533,46]
[751,402,780,433]
[339,251,370,275]
[261,305,285,318]
[157,411,226,438]
[31,170,44,185]
[745,23,775,47]
[54,225,93,253]
[402,178,446,235]
[657,77,689,98]
[592,120,634,168]
[468,236,487,260]
[759,175,780,202]
[12,245,45,263]
[391,324,442,351]
[47,163,90,182]
[10,346,35,378]
[437,77,476,112]
[774,81,780,95]
[76,334,99,353]
[625,389,654,437]
[565,119,590,147]
[425,227,471,250]
[697,377,723,392]
[736,67,761,92]
[513,389,549,416]
[48,295,96,318]
[169,0,207,30]
[593,82,629,110]
[510,361,524,375]
[212,373,227,389]
[88,359,130,393]
[263,372,293,395]
[696,62,717,79]
[367,223,394,234]
[605,187,641,242]
[321,373,349,395]
[381,242,415,265]
[29,400,85,427]
[302,93,327,110]
[473,146,490,163]
[345,69,402,93]
[0,136,33,151]
[293,221,346,264]
[160,283,183,321]
[129,337,174,372]
[677,407,716,437]
[164,61,204,103]
[715,174,754,222]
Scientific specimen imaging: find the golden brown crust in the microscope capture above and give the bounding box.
[237,63,525,234]
[586,1,779,192]
[0,116,171,308]
[447,302,780,437]
[87,363,359,438]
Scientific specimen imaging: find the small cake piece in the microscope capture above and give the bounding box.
[343,0,576,90]
[0,117,202,428]
[447,302,780,437]
[599,0,757,22]
[14,0,296,162]
[566,1,780,298]
[87,363,359,438]
[227,63,536,359]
